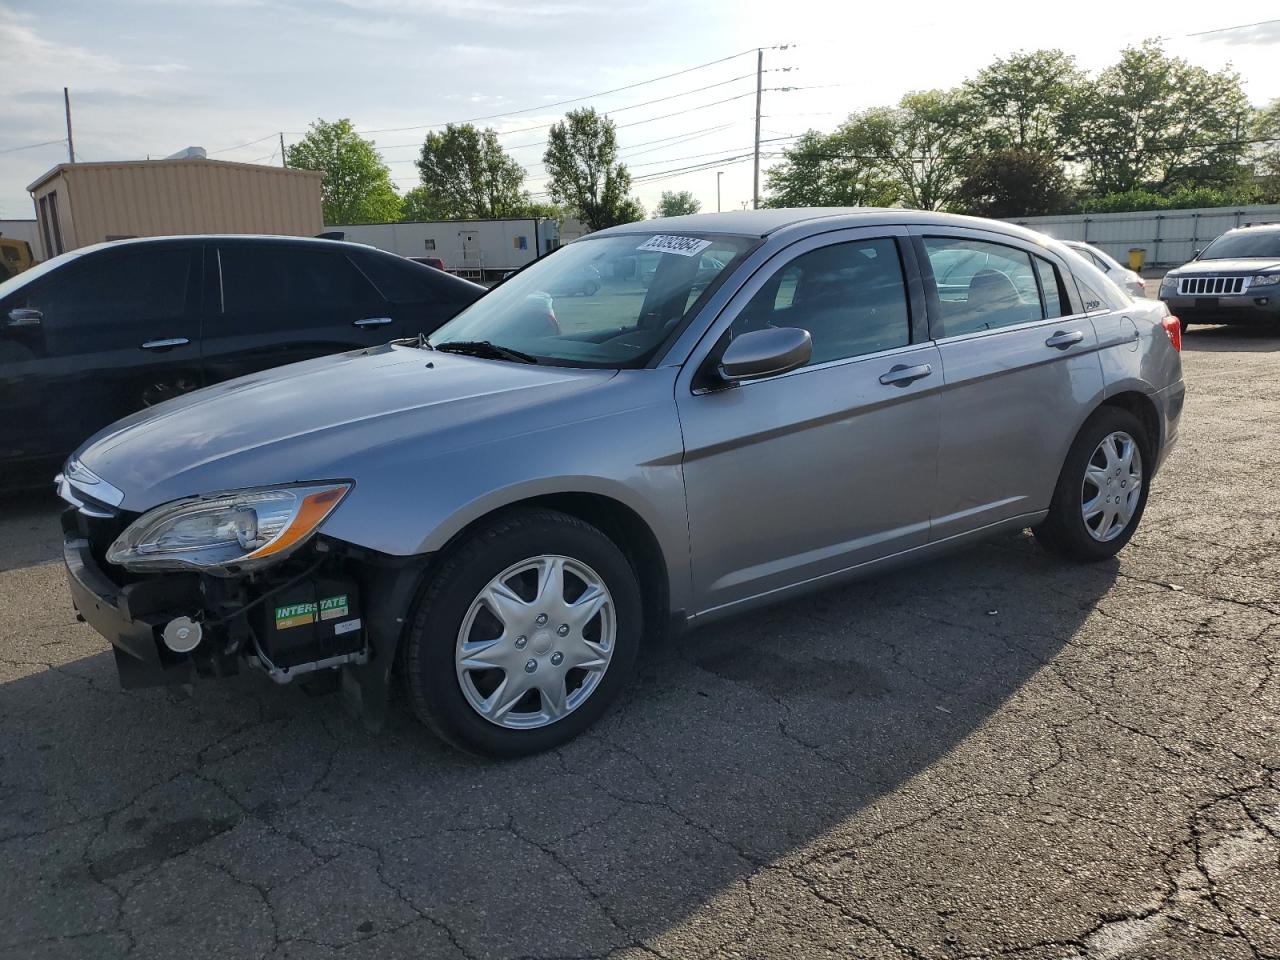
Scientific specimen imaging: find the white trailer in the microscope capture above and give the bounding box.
[327,218,560,282]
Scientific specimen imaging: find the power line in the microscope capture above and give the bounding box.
[0,138,67,155]
[208,132,285,155]
[356,48,762,135]
[1185,17,1280,37]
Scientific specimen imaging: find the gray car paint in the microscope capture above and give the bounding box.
[71,209,1185,626]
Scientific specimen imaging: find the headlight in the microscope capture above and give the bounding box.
[1251,274,1280,287]
[107,482,351,575]
[1159,275,1177,293]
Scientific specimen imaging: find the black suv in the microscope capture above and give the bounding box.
[0,235,484,490]
[1159,224,1280,332]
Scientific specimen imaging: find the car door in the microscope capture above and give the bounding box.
[675,227,941,615]
[0,244,201,471]
[912,228,1104,540]
[201,241,400,384]
[346,247,484,338]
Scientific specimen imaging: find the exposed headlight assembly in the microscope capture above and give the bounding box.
[1250,274,1280,287]
[107,483,351,575]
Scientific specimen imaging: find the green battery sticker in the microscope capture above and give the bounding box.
[319,595,349,620]
[275,602,317,630]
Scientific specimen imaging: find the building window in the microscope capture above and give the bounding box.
[423,238,436,251]
[515,236,528,250]
[38,196,55,258]
[46,191,65,255]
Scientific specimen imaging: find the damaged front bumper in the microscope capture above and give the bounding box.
[61,507,430,728]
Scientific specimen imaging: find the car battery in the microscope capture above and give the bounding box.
[252,577,364,669]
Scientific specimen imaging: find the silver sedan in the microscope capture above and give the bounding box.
[61,209,1186,757]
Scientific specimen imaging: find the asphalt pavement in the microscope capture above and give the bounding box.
[0,324,1276,959]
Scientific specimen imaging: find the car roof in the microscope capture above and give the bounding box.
[589,207,1057,246]
[70,234,380,257]
[1223,223,1280,235]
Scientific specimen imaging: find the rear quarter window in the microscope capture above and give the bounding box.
[1063,250,1131,312]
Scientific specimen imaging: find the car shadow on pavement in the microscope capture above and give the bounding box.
[0,489,63,573]
[0,527,1118,957]
[1182,325,1280,353]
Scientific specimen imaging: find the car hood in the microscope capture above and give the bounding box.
[1171,258,1280,275]
[75,343,616,510]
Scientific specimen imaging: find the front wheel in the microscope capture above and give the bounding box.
[402,508,642,757]
[1033,407,1152,562]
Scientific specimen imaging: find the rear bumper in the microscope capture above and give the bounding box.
[1152,378,1185,474]
[1161,294,1280,326]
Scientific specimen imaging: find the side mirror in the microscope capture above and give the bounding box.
[718,326,812,382]
[1191,248,1202,260]
[6,307,42,329]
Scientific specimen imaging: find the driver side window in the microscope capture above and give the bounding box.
[728,238,911,367]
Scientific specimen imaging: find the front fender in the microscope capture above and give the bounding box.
[320,393,692,618]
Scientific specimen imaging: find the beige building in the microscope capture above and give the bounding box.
[27,158,324,260]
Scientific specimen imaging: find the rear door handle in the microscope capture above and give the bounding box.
[1045,330,1084,349]
[354,317,393,328]
[141,337,190,351]
[879,362,933,386]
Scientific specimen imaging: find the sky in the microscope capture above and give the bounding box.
[2,0,1279,222]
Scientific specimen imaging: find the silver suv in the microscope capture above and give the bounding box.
[60,210,1186,757]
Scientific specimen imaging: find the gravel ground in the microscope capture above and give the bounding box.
[0,324,1276,960]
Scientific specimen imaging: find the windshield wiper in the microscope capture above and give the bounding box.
[434,340,539,364]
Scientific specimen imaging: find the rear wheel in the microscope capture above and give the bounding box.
[403,508,642,757]
[1033,407,1151,562]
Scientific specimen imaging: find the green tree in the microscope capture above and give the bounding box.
[543,108,645,230]
[414,123,530,219]
[1254,98,1280,201]
[1070,41,1252,195]
[399,185,446,222]
[963,50,1083,151]
[856,90,971,211]
[286,118,401,224]
[763,129,900,208]
[953,148,1075,217]
[654,190,701,218]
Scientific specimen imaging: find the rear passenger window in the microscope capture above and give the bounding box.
[352,251,439,303]
[219,246,375,314]
[729,238,910,366]
[1034,257,1068,318]
[924,237,1044,336]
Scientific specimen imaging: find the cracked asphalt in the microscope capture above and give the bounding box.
[1,324,1277,960]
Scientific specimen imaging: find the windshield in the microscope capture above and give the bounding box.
[1198,230,1280,261]
[429,232,756,368]
[0,248,83,301]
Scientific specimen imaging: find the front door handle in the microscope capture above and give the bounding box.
[141,337,190,351]
[879,362,933,386]
[1045,330,1084,349]
[353,317,393,328]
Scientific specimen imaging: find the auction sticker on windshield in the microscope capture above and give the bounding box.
[636,235,713,257]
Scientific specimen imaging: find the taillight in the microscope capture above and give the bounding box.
[1162,315,1182,352]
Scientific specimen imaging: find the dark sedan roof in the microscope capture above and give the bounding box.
[71,234,372,256]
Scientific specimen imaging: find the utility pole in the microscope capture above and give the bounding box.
[717,171,723,212]
[63,87,76,163]
[752,48,763,210]
[279,132,287,167]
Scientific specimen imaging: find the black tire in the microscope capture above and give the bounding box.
[1033,406,1152,562]
[403,508,642,757]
